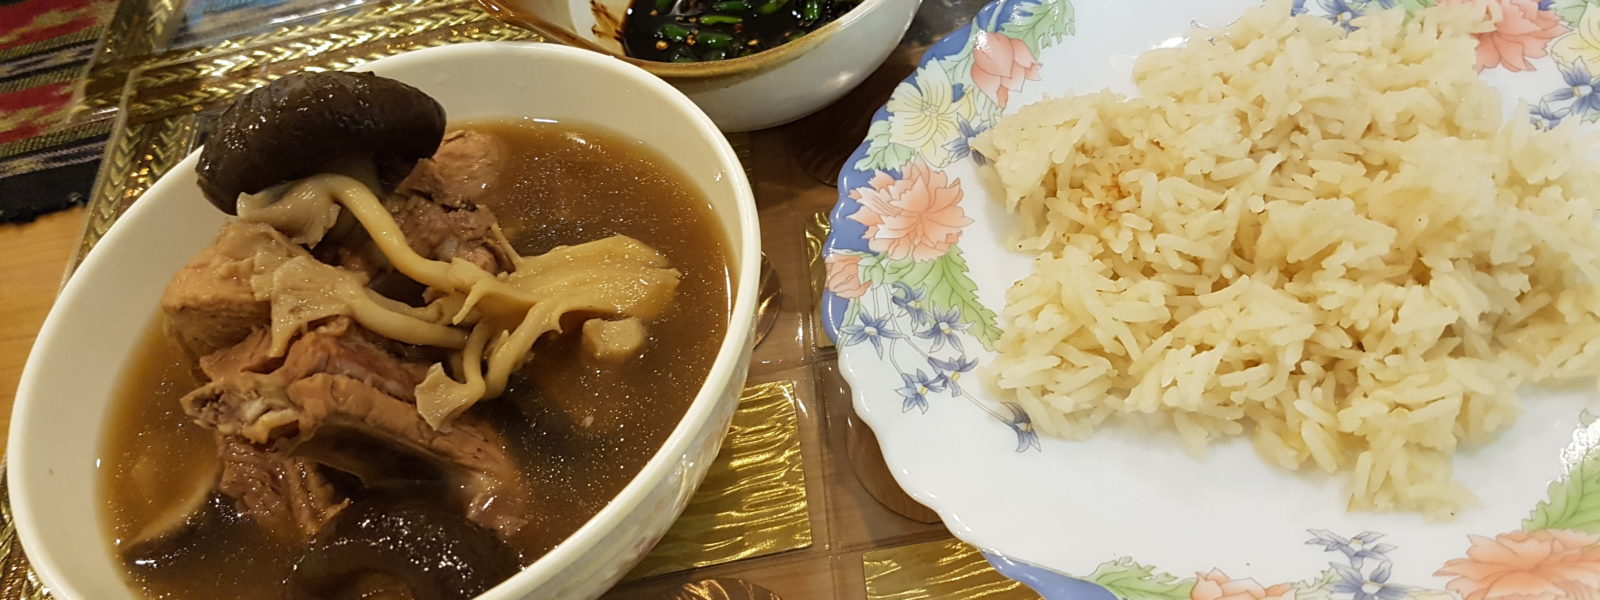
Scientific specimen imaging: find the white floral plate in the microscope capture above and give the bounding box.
[820,1,1600,598]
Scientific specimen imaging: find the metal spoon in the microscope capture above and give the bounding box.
[753,253,781,348]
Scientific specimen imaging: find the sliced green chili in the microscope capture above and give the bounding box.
[625,0,859,62]
[698,31,734,47]
[659,22,691,40]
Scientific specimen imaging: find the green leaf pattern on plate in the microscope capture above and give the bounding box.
[828,0,1071,452]
[1552,0,1599,26]
[999,0,1076,51]
[1523,449,1600,533]
[1085,559,1194,600]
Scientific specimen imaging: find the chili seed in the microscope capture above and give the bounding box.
[655,40,669,50]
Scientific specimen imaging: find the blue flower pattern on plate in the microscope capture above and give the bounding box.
[820,0,1064,454]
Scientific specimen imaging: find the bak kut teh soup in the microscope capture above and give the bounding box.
[98,72,731,600]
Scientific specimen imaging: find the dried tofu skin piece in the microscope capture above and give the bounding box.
[260,256,467,355]
[430,237,682,425]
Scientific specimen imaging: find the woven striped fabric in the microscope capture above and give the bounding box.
[0,0,111,223]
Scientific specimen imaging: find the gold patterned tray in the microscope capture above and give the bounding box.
[15,0,1039,595]
[75,0,536,263]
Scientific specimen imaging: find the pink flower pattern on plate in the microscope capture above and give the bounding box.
[1191,569,1297,600]
[971,31,1041,108]
[1436,530,1600,600]
[848,159,973,262]
[1438,0,1567,72]
[824,253,871,299]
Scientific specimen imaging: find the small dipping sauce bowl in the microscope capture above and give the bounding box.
[479,0,922,131]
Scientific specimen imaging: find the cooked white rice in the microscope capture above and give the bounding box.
[973,1,1600,517]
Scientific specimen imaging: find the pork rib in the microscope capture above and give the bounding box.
[200,318,428,402]
[161,222,309,358]
[217,436,348,541]
[183,372,528,538]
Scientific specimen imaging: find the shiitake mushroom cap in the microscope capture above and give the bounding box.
[286,496,520,600]
[196,71,446,214]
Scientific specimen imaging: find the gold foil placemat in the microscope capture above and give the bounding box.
[863,539,1038,600]
[804,210,833,350]
[0,472,50,600]
[0,381,811,597]
[661,578,785,600]
[626,380,812,580]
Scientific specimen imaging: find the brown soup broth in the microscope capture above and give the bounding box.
[99,119,731,598]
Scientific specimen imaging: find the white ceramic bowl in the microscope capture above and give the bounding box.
[480,0,922,131]
[8,42,761,600]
